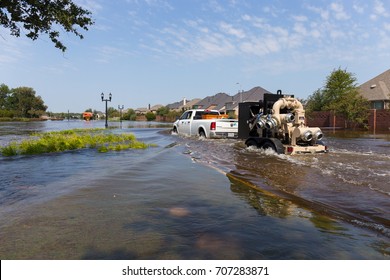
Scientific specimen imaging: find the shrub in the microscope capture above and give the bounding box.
[0,128,153,156]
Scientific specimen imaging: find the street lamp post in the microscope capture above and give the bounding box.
[101,92,112,128]
[118,105,124,128]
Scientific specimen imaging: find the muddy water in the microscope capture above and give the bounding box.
[185,131,390,236]
[0,121,389,259]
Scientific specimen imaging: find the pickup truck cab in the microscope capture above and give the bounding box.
[172,109,238,138]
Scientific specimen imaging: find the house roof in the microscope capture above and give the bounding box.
[195,92,232,109]
[143,86,272,113]
[135,107,148,112]
[358,69,390,101]
[236,86,271,102]
[182,98,201,109]
[150,104,164,111]
[166,102,180,110]
[213,86,272,110]
[166,98,200,110]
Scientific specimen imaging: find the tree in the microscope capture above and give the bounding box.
[0,83,11,109]
[145,112,156,121]
[305,68,370,128]
[323,68,370,127]
[107,107,118,118]
[155,106,182,121]
[8,86,47,118]
[305,88,326,113]
[156,106,170,116]
[322,68,358,110]
[0,0,94,52]
[123,109,136,121]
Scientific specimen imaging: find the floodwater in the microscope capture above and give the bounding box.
[0,120,389,259]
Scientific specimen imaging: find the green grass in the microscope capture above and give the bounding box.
[0,128,155,156]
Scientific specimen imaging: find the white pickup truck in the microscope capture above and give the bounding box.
[172,109,238,138]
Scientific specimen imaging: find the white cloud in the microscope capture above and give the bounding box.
[0,35,28,64]
[195,34,236,58]
[143,0,174,10]
[330,29,344,39]
[184,19,209,34]
[374,30,390,53]
[161,26,190,44]
[110,0,390,69]
[239,41,268,56]
[242,14,288,37]
[293,22,307,36]
[292,15,308,22]
[147,21,239,61]
[330,2,350,20]
[206,0,225,13]
[262,5,280,18]
[307,5,330,20]
[370,0,388,20]
[242,14,266,29]
[75,0,103,13]
[309,22,322,38]
[353,4,364,14]
[373,0,387,16]
[239,33,288,57]
[93,23,111,31]
[310,29,321,39]
[242,14,251,21]
[94,45,133,63]
[219,22,246,39]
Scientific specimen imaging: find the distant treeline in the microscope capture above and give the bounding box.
[82,106,182,121]
[1,83,182,122]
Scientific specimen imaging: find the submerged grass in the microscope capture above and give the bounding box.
[0,128,155,156]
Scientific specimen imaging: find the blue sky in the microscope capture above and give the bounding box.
[1,0,390,113]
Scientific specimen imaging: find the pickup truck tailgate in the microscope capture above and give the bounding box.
[213,119,238,138]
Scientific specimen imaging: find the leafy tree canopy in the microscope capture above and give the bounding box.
[0,83,11,108]
[305,67,370,127]
[156,106,170,116]
[305,88,326,112]
[9,86,47,117]
[145,111,156,121]
[123,108,136,121]
[0,83,47,118]
[322,67,359,111]
[0,0,94,52]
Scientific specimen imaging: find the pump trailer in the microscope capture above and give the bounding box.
[238,90,328,155]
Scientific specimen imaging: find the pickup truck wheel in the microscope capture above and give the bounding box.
[199,130,206,138]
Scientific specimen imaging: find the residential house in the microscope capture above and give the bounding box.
[175,87,273,118]
[358,69,390,109]
[94,111,105,120]
[218,86,272,117]
[136,86,275,119]
[181,98,201,111]
[149,104,164,114]
[167,98,201,111]
[134,107,148,115]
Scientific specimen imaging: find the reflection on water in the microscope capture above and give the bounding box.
[0,121,389,259]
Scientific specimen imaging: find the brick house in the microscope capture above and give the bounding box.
[358,69,390,109]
